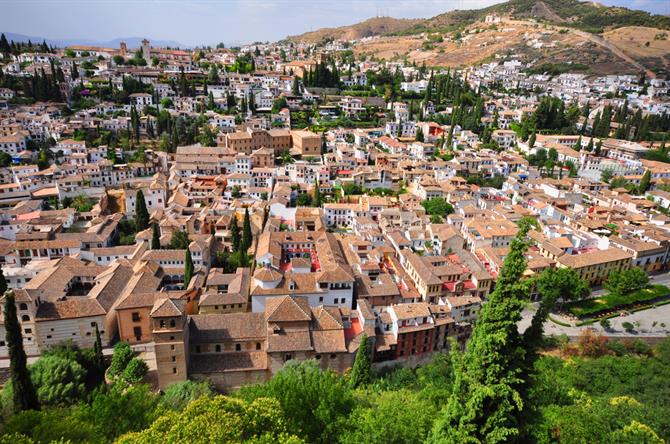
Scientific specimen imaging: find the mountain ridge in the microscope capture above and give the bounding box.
[0,32,183,49]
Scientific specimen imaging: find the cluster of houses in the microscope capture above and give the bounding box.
[0,36,669,391]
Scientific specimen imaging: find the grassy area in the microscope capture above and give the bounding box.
[565,284,670,318]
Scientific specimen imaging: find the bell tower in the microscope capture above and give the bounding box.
[150,298,188,390]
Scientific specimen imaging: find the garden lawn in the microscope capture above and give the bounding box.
[565,284,670,318]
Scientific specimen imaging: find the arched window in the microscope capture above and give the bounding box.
[21,315,29,322]
[256,342,261,350]
[19,303,28,310]
[169,319,176,328]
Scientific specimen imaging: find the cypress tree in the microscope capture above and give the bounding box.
[134,190,150,231]
[639,169,651,194]
[528,131,536,148]
[0,33,10,55]
[431,218,537,443]
[0,265,7,295]
[594,139,603,156]
[93,323,105,373]
[230,215,241,252]
[184,249,194,289]
[416,127,424,143]
[313,179,322,208]
[349,333,371,388]
[241,208,252,252]
[151,222,161,250]
[292,76,300,95]
[4,292,39,412]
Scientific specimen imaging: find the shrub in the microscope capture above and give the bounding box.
[608,340,629,356]
[631,339,652,356]
[108,342,134,376]
[160,380,214,411]
[599,318,612,331]
[577,330,609,357]
[121,358,148,384]
[622,321,635,333]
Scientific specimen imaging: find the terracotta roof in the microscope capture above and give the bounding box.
[265,295,311,322]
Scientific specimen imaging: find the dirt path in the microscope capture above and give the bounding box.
[573,29,656,79]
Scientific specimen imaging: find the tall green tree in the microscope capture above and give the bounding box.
[312,180,323,208]
[349,333,371,388]
[93,324,105,375]
[415,127,424,142]
[0,265,7,295]
[134,190,149,231]
[184,249,194,289]
[4,292,40,412]
[292,76,300,95]
[431,218,537,443]
[241,208,252,252]
[638,169,651,194]
[151,222,161,250]
[229,215,241,252]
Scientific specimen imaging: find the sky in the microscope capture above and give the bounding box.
[1,0,669,47]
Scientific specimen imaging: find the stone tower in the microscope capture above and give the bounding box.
[119,41,127,57]
[141,39,151,64]
[150,297,188,390]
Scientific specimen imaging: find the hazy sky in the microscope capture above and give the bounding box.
[1,0,669,47]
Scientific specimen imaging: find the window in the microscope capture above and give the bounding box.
[171,344,175,350]
[216,345,221,352]
[133,326,142,339]
[170,319,176,328]
[318,296,324,303]
[256,342,261,350]
[21,315,29,322]
[330,354,336,359]
[284,354,293,362]
[160,320,166,328]
[19,303,27,310]
[24,328,32,334]
[195,345,201,353]
[172,367,177,374]
[172,356,176,362]
[131,312,141,322]
[235,344,241,351]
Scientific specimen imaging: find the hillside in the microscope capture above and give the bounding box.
[285,17,422,44]
[287,0,669,75]
[287,0,670,43]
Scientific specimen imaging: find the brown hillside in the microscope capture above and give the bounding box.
[286,17,422,43]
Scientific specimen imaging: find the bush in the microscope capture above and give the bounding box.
[622,321,635,333]
[30,355,87,406]
[599,318,612,331]
[631,339,652,357]
[160,380,214,411]
[577,330,609,357]
[108,342,134,376]
[121,358,148,384]
[608,340,629,356]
